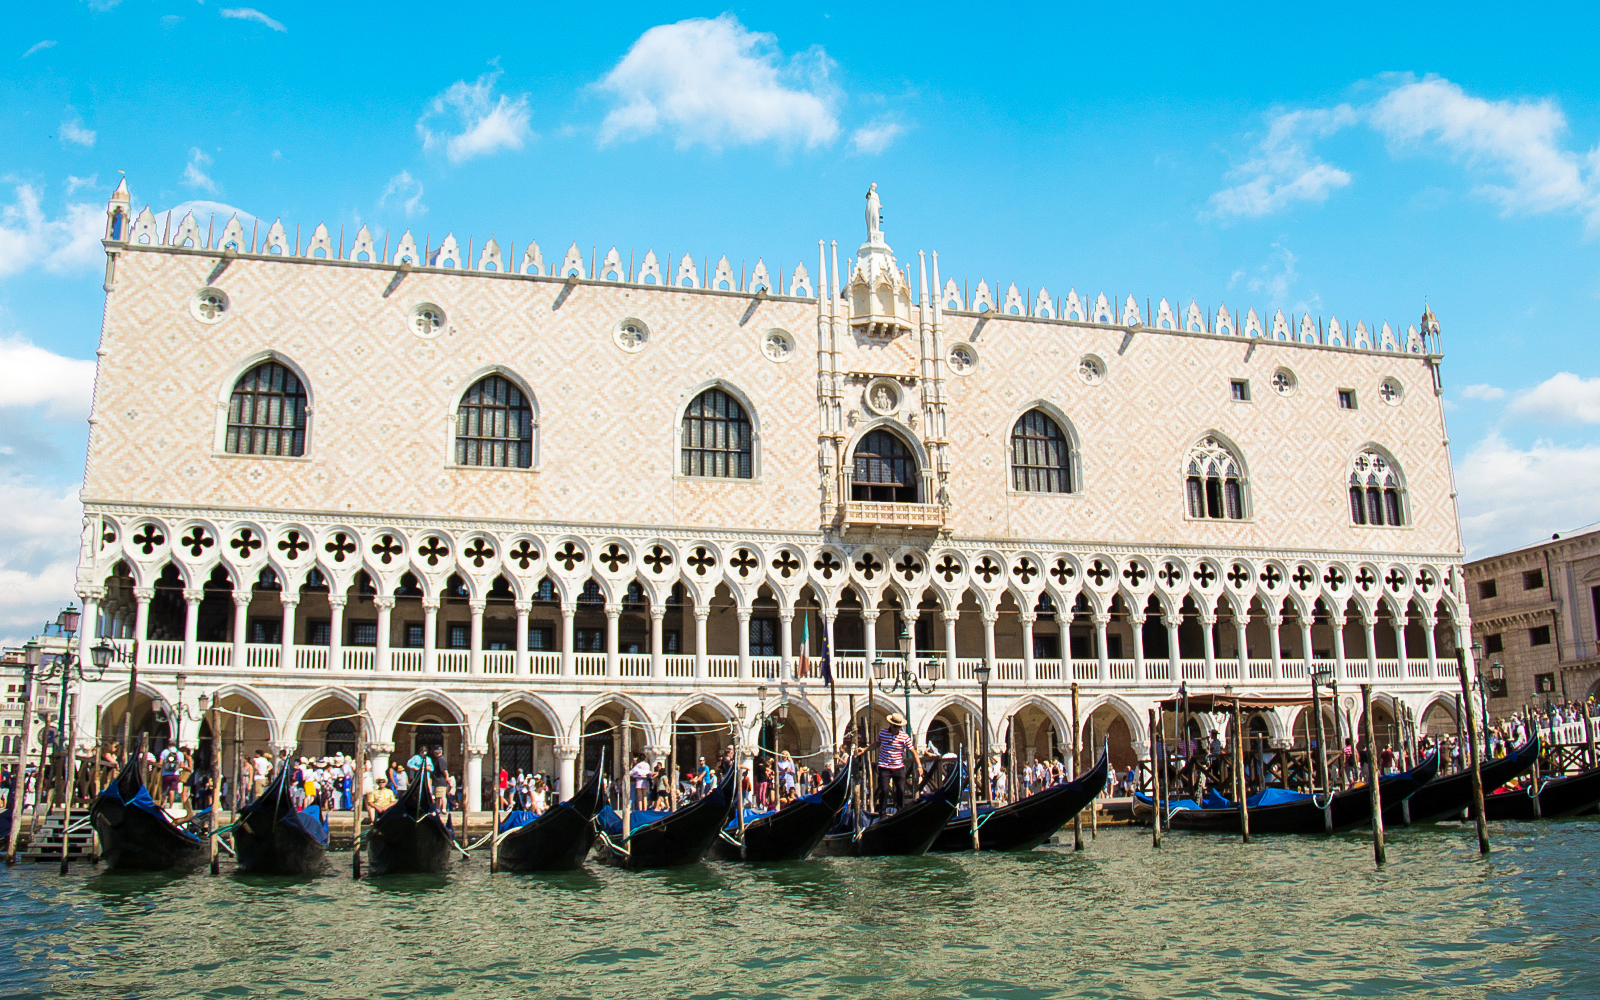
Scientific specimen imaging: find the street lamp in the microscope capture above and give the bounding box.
[875,622,936,733]
[973,662,992,801]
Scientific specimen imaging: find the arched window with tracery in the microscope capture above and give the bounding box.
[852,429,919,502]
[1185,437,1245,520]
[1349,449,1405,526]
[456,374,534,468]
[1011,409,1074,493]
[681,387,753,478]
[226,361,308,457]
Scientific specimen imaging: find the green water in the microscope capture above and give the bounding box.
[2,821,1596,999]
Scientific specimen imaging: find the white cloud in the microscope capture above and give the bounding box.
[1228,240,1301,307]
[417,70,533,164]
[22,40,56,58]
[851,119,904,155]
[0,185,103,279]
[182,147,218,193]
[1209,106,1358,218]
[220,7,286,32]
[60,112,96,148]
[1459,383,1506,401]
[0,337,96,420]
[1506,372,1600,424]
[0,480,83,650]
[1457,432,1600,557]
[378,171,426,217]
[65,174,97,196]
[597,14,839,150]
[1372,76,1600,225]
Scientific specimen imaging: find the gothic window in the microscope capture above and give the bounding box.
[456,374,533,468]
[1348,449,1406,526]
[852,429,919,502]
[226,361,307,457]
[1011,409,1074,493]
[324,718,355,757]
[1184,437,1245,520]
[681,388,753,479]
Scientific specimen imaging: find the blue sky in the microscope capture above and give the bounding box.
[4,3,1600,644]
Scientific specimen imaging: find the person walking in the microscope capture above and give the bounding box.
[876,713,915,813]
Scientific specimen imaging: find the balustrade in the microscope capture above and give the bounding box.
[437,651,469,674]
[482,651,515,676]
[620,654,651,678]
[342,648,376,671]
[390,650,424,673]
[245,645,280,670]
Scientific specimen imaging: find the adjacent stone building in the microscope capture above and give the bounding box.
[1463,525,1600,714]
[67,177,1479,805]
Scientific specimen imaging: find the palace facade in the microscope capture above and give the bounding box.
[68,178,1477,804]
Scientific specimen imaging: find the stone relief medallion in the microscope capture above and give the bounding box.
[863,377,902,416]
[410,302,446,340]
[762,328,795,363]
[948,342,977,375]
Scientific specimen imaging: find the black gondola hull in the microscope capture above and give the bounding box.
[366,779,454,875]
[89,761,206,872]
[498,772,604,872]
[1483,766,1600,820]
[816,759,962,858]
[1384,739,1540,826]
[710,764,853,863]
[930,752,1110,853]
[1167,753,1440,835]
[598,766,737,870]
[232,768,329,875]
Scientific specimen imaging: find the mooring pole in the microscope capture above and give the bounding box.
[1454,650,1490,854]
[207,705,221,875]
[965,715,979,851]
[57,687,80,876]
[1071,683,1083,851]
[5,663,35,866]
[620,712,633,843]
[1233,696,1250,844]
[489,701,500,874]
[1361,684,1386,866]
[351,694,366,878]
[1148,708,1162,849]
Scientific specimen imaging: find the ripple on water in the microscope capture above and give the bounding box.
[0,821,1597,998]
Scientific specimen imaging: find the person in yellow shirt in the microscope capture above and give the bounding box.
[363,776,397,823]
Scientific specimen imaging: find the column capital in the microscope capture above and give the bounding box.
[554,744,578,762]
[981,611,999,625]
[232,592,253,608]
[514,600,532,614]
[644,743,670,760]
[134,586,156,602]
[280,595,301,609]
[77,586,105,603]
[270,741,297,755]
[1127,612,1146,626]
[902,608,921,623]
[465,743,487,757]
[183,588,205,604]
[1092,613,1112,627]
[861,610,881,622]
[1420,615,1437,628]
[421,597,440,611]
[822,610,838,623]
[373,595,396,611]
[328,595,349,609]
[1199,614,1217,627]
[368,742,395,755]
[942,610,960,623]
[561,602,577,618]
[778,609,795,623]
[736,607,753,622]
[604,603,622,618]
[1329,615,1347,628]
[1017,612,1037,626]
[469,598,487,613]
[694,606,711,622]
[649,604,667,621]
[1162,615,1182,629]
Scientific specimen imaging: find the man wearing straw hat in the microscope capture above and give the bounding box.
[876,713,915,813]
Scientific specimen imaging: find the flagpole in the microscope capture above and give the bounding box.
[824,611,839,770]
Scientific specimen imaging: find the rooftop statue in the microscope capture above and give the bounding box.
[866,182,884,243]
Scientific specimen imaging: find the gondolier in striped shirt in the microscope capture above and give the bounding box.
[877,713,915,812]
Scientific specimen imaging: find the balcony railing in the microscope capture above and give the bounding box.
[838,500,946,530]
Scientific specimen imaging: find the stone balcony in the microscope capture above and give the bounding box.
[837,500,946,532]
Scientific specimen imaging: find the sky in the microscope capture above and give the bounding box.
[4,2,1600,646]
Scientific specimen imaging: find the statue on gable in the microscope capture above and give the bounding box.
[865,183,884,242]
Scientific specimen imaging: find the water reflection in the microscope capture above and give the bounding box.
[0,821,1594,999]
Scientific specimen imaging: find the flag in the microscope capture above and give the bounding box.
[798,614,811,679]
[820,617,834,687]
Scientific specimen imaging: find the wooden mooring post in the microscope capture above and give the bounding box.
[1071,684,1083,851]
[1232,696,1250,844]
[1148,708,1161,849]
[1361,684,1386,866]
[1454,651,1490,854]
[351,694,367,878]
[207,704,221,875]
[5,662,36,865]
[489,701,500,874]
[965,715,979,851]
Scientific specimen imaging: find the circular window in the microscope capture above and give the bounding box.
[190,286,230,323]
[863,377,901,416]
[762,329,795,363]
[948,343,977,375]
[615,317,649,353]
[1271,367,1297,396]
[1078,355,1106,386]
[1379,377,1403,405]
[411,302,446,339]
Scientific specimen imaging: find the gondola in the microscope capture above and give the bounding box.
[815,755,963,857]
[1483,764,1600,820]
[89,756,206,871]
[929,751,1110,853]
[1164,752,1440,835]
[365,773,455,875]
[1384,738,1540,826]
[709,761,853,863]
[232,764,330,875]
[595,764,737,870]
[496,768,604,872]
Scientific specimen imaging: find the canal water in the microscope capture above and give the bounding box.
[2,820,1596,999]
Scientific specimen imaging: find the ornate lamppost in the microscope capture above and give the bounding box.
[874,622,935,737]
[973,662,991,800]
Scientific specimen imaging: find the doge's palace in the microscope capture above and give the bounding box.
[69,176,1477,805]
